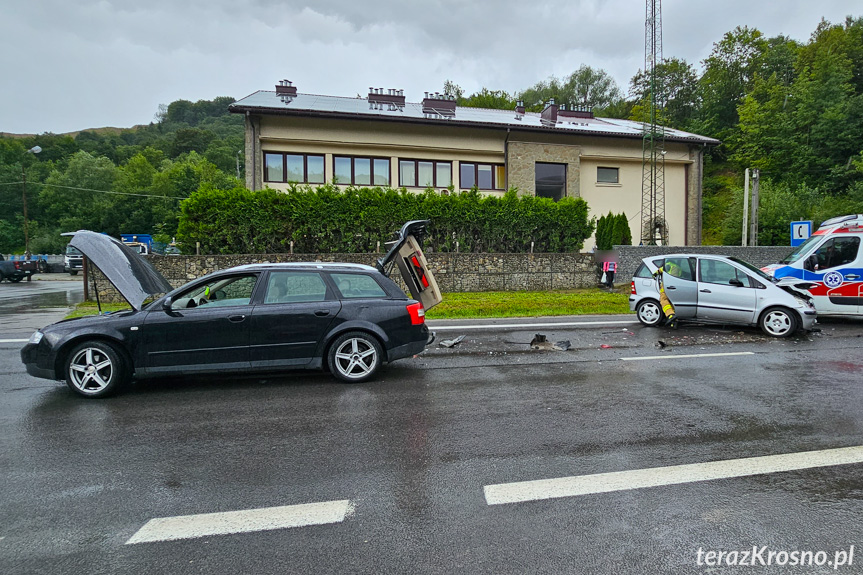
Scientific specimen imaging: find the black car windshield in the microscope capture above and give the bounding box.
[728,257,777,283]
[780,235,821,264]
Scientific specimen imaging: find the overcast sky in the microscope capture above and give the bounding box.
[1,0,860,135]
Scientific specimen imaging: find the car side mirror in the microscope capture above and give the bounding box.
[729,279,744,287]
[162,296,173,311]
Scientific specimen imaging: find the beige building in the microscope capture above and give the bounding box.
[231,81,718,250]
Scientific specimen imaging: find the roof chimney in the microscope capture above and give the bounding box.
[541,98,558,125]
[368,87,405,110]
[275,79,297,98]
[422,92,456,117]
[558,102,594,119]
[515,100,525,115]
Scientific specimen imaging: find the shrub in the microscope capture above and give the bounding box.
[178,185,595,254]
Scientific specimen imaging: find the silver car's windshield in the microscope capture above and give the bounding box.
[728,257,777,283]
[780,235,821,264]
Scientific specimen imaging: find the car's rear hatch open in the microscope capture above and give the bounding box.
[377,220,443,310]
[62,230,173,311]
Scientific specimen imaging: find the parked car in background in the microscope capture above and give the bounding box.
[64,245,84,275]
[22,221,441,398]
[0,254,39,283]
[629,254,817,337]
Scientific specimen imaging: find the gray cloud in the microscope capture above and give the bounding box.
[0,0,860,133]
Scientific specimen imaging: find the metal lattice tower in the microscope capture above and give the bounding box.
[640,0,667,245]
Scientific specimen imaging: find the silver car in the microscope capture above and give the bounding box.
[629,254,817,337]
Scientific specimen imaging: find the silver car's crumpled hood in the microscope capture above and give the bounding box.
[62,230,173,310]
[775,277,818,299]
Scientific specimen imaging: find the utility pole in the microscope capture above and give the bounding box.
[742,168,749,246]
[21,165,30,258]
[749,168,760,246]
[21,145,41,258]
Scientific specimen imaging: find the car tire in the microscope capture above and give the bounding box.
[8,275,22,283]
[636,299,664,327]
[759,306,798,338]
[327,331,383,383]
[70,270,78,276]
[64,341,130,398]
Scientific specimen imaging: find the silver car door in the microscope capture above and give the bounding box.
[696,259,757,323]
[661,256,698,319]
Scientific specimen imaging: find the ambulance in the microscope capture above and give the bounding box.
[762,214,863,316]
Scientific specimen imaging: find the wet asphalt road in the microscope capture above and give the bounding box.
[2,283,863,574]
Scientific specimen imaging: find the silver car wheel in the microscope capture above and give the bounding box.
[333,336,378,380]
[637,300,662,326]
[761,308,794,337]
[68,347,114,394]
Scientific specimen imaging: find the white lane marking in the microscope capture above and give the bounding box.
[620,352,755,361]
[430,320,637,331]
[125,500,353,544]
[0,339,29,343]
[484,445,863,505]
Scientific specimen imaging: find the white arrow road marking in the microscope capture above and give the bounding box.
[430,320,637,331]
[125,500,353,544]
[484,445,863,505]
[620,352,755,361]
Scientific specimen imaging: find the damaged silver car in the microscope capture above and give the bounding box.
[629,254,817,337]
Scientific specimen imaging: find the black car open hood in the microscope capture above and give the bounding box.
[62,230,173,311]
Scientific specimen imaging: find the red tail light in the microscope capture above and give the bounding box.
[406,302,425,325]
[630,280,636,295]
[14,261,21,270]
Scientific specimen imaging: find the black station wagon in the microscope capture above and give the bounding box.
[21,221,442,398]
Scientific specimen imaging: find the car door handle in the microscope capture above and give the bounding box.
[227,314,246,323]
[699,289,712,293]
[666,286,676,290]
[846,274,860,280]
[314,310,331,317]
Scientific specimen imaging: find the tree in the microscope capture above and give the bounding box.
[629,57,701,130]
[520,65,623,111]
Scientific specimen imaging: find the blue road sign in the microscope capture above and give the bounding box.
[790,221,812,247]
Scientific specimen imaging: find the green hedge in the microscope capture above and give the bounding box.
[177,184,594,254]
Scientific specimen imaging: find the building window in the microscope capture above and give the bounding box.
[459,163,505,190]
[597,166,619,184]
[333,156,390,186]
[535,162,566,201]
[399,159,452,188]
[263,152,325,184]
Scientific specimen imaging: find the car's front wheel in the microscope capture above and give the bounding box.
[759,307,798,338]
[636,299,664,327]
[327,331,383,383]
[64,341,129,398]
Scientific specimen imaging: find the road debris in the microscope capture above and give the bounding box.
[599,344,613,349]
[655,340,667,349]
[529,333,571,351]
[438,335,466,348]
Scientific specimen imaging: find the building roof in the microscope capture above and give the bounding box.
[230,90,720,146]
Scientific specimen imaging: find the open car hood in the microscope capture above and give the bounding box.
[62,230,173,311]
[377,220,443,310]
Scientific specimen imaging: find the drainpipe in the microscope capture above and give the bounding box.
[247,111,256,191]
[504,128,511,191]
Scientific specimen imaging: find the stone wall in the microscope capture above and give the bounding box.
[614,245,794,281]
[89,252,602,303]
[507,141,581,198]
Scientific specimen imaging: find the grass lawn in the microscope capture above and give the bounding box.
[66,288,632,320]
[65,301,132,319]
[426,288,631,319]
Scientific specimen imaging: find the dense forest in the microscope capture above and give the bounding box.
[1,15,861,254]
